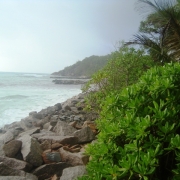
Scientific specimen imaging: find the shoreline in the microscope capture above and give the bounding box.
[0,92,98,179]
[1,92,85,130]
[0,83,82,129]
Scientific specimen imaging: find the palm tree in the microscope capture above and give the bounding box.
[127,0,180,64]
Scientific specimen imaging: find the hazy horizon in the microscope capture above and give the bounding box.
[0,0,143,74]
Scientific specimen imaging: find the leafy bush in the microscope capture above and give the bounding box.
[80,63,180,180]
[82,45,154,113]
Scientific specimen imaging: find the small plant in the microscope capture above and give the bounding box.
[79,63,180,180]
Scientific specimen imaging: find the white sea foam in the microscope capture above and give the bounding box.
[0,72,82,127]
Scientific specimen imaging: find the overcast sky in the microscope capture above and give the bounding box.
[0,0,143,74]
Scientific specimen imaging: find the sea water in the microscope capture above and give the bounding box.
[0,72,82,127]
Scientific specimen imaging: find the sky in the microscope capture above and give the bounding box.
[0,0,144,74]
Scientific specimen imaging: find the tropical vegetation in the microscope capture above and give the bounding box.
[127,0,180,64]
[82,45,154,113]
[79,0,180,179]
[80,62,180,180]
[52,55,111,78]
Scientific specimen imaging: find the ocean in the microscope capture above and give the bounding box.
[0,72,82,128]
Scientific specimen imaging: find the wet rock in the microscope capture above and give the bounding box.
[60,166,87,180]
[18,127,40,137]
[38,106,58,117]
[73,126,95,143]
[0,156,32,172]
[33,162,68,180]
[38,135,78,145]
[20,118,34,131]
[18,135,43,166]
[0,175,38,180]
[3,122,22,132]
[3,140,22,158]
[42,151,61,164]
[0,129,22,156]
[54,120,76,136]
[0,162,24,176]
[54,103,62,110]
[59,147,89,166]
[43,122,50,130]
[50,120,58,127]
[0,139,5,156]
[1,130,15,144]
[64,105,71,111]
[29,111,42,119]
[0,177,26,180]
[31,130,56,139]
[33,120,44,128]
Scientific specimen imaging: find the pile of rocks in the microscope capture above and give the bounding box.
[52,79,89,85]
[0,93,98,180]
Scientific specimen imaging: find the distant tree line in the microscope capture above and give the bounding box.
[52,55,111,78]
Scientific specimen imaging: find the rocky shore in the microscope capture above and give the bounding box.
[52,79,89,85]
[51,76,90,85]
[0,93,98,180]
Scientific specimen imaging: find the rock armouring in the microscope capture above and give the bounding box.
[0,93,98,180]
[52,79,89,85]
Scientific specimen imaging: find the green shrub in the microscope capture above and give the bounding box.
[82,45,154,113]
[80,63,180,180]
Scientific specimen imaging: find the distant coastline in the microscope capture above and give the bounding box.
[50,75,90,85]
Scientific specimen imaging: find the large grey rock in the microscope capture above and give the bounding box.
[3,140,22,158]
[25,173,38,180]
[0,139,5,156]
[60,166,87,180]
[38,135,78,145]
[54,120,76,136]
[0,156,32,172]
[18,135,43,166]
[0,175,37,180]
[59,147,89,166]
[3,121,22,132]
[1,130,15,144]
[0,162,24,176]
[18,127,40,137]
[73,126,95,143]
[64,105,71,111]
[42,122,50,129]
[31,130,56,139]
[42,151,61,164]
[38,106,58,117]
[33,162,68,180]
[0,129,21,157]
[29,111,42,119]
[0,177,26,180]
[54,103,62,110]
[20,118,34,131]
